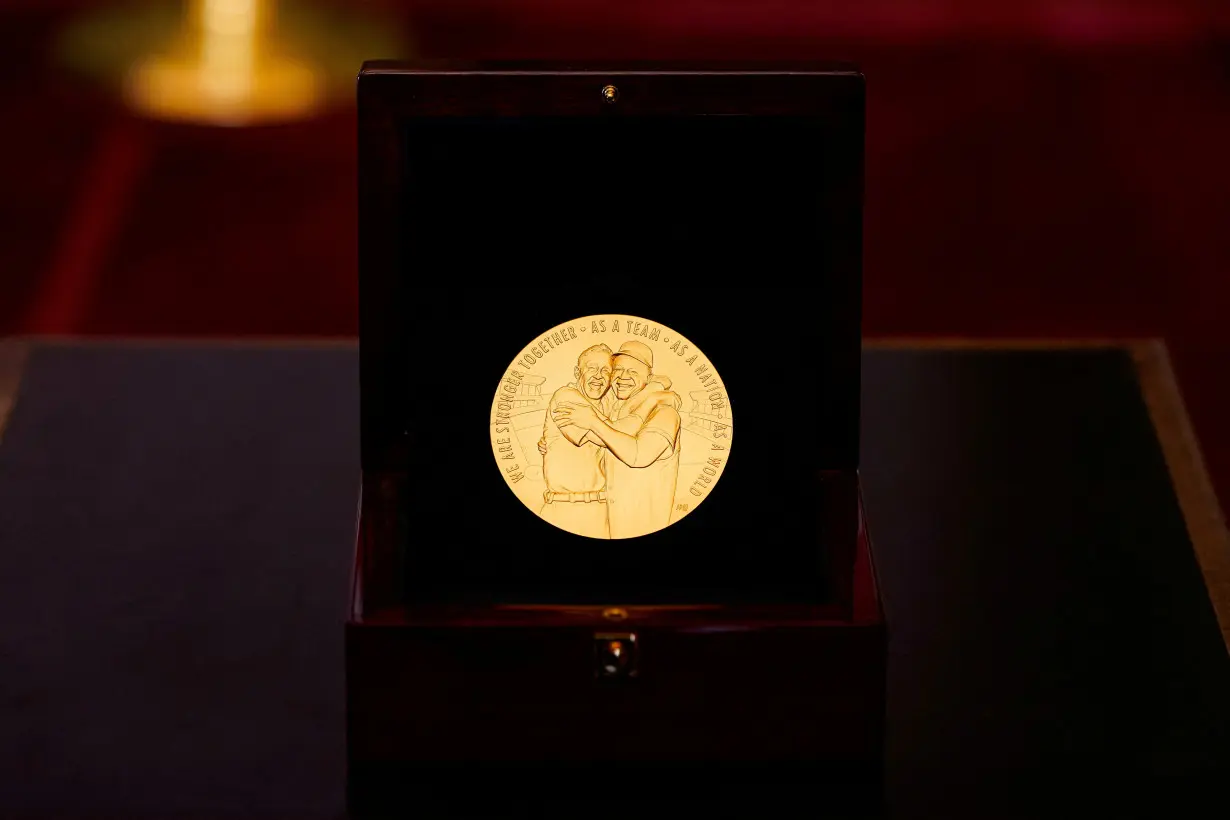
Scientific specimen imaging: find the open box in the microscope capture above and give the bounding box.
[348,61,884,816]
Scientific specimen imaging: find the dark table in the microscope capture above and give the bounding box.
[0,339,1226,818]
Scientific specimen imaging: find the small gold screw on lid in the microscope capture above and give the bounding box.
[601,84,619,103]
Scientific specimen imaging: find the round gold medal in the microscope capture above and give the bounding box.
[489,314,733,540]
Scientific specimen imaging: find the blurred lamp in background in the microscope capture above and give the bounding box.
[128,0,319,125]
[55,0,410,127]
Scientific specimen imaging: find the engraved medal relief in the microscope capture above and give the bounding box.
[489,315,733,540]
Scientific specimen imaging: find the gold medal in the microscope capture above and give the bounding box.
[489,314,734,540]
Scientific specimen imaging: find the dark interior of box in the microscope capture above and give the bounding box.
[402,114,844,271]
[384,114,861,605]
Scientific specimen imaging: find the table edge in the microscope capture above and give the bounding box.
[1131,340,1230,654]
[866,336,1230,653]
[0,340,29,446]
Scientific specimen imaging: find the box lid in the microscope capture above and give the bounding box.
[358,61,864,606]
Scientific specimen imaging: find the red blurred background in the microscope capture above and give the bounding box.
[2,1,1228,508]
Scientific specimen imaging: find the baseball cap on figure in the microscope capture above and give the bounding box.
[615,340,654,370]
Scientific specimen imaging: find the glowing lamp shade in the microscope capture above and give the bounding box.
[125,0,320,126]
[54,0,409,127]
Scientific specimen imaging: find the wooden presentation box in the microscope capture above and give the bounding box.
[348,61,883,817]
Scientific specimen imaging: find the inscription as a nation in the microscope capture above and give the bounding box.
[489,314,734,540]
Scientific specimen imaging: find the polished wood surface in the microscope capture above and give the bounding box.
[347,507,886,817]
